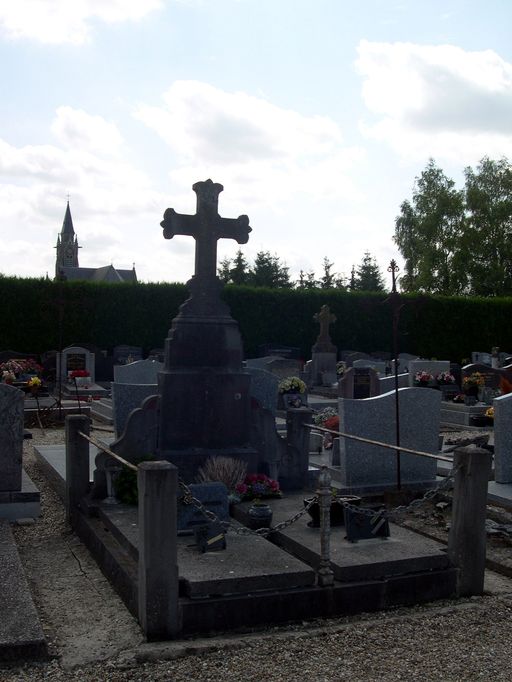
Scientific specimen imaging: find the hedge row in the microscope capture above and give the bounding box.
[2,275,512,364]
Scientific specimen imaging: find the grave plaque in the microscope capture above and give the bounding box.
[353,368,371,399]
[66,353,86,372]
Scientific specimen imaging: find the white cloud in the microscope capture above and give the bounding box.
[134,80,365,208]
[0,0,163,45]
[356,40,512,163]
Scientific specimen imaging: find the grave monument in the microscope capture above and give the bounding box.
[304,304,338,387]
[156,180,258,481]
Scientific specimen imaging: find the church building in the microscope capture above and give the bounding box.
[54,202,137,283]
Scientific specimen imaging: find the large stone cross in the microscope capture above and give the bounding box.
[161,180,251,282]
[314,305,336,342]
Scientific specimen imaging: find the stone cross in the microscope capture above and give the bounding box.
[161,180,251,282]
[314,305,336,342]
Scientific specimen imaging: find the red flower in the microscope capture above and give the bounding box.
[324,416,340,431]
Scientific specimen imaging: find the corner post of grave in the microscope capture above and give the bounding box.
[138,460,181,640]
[317,466,334,587]
[65,414,91,524]
[447,445,492,597]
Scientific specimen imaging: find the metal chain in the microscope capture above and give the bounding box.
[178,464,461,537]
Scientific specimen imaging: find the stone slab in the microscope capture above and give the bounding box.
[440,402,489,426]
[33,444,98,502]
[0,520,47,661]
[254,496,449,582]
[97,503,315,597]
[0,470,41,521]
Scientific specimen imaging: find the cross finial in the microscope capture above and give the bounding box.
[388,259,399,294]
[161,180,252,316]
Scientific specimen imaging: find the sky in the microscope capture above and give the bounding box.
[1,0,511,287]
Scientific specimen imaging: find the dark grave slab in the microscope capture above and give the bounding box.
[97,503,315,598]
[236,496,450,583]
[0,520,47,661]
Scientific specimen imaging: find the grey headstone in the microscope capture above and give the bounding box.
[493,393,512,483]
[114,359,163,384]
[0,384,24,491]
[246,367,279,416]
[352,359,386,374]
[111,383,159,437]
[408,360,450,386]
[462,363,504,390]
[337,387,440,491]
[471,352,492,366]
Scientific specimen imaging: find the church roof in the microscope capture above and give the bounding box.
[59,265,137,283]
[61,202,75,237]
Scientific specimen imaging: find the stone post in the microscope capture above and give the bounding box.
[138,461,181,640]
[447,445,492,597]
[317,466,334,587]
[65,414,91,524]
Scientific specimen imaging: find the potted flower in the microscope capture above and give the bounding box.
[414,371,434,387]
[462,372,485,396]
[336,361,345,377]
[436,371,455,385]
[313,408,339,449]
[236,474,281,530]
[278,376,307,408]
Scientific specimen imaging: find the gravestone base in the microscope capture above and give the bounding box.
[61,383,108,399]
[0,470,40,521]
[159,446,259,484]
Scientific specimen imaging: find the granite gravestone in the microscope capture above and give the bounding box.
[462,363,503,390]
[113,345,143,365]
[157,180,257,481]
[493,393,512,483]
[336,387,440,492]
[0,383,24,492]
[111,359,163,437]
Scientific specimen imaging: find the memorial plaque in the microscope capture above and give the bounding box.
[353,368,371,399]
[66,353,86,372]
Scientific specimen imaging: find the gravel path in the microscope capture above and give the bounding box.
[2,424,512,682]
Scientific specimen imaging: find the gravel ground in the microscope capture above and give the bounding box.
[2,423,512,682]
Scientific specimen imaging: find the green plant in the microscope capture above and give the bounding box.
[278,376,306,394]
[113,455,154,505]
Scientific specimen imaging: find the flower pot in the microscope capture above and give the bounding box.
[248,502,273,530]
[304,496,361,528]
[283,393,303,408]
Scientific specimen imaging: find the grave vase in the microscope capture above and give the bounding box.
[247,502,273,530]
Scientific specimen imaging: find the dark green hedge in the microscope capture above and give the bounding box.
[2,275,512,363]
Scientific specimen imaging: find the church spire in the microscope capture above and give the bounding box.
[61,201,75,237]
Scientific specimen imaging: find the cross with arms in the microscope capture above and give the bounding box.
[161,180,251,283]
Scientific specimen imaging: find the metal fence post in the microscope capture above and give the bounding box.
[317,466,334,587]
[447,444,492,597]
[138,460,181,640]
[65,414,90,524]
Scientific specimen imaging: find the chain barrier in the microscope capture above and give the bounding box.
[178,463,460,537]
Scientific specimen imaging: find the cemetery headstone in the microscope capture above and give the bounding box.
[352,359,386,374]
[156,180,258,481]
[338,367,380,400]
[493,393,512,483]
[471,352,492,366]
[0,383,24,491]
[462,363,503,390]
[307,304,337,385]
[337,387,440,491]
[344,351,372,368]
[246,367,279,416]
[408,360,450,386]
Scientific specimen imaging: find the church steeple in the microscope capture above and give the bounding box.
[55,201,80,277]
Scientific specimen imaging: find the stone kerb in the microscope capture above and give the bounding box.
[337,387,440,491]
[408,360,450,386]
[0,383,24,492]
[493,392,512,483]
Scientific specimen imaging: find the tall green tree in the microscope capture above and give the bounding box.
[217,249,250,284]
[296,269,318,289]
[464,157,512,296]
[248,251,292,288]
[353,252,386,291]
[394,159,466,294]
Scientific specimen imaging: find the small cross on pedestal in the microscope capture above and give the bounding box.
[313,305,337,353]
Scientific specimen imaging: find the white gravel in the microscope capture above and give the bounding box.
[3,422,512,682]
